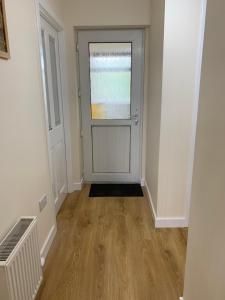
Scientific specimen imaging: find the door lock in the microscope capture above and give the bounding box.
[131,114,139,125]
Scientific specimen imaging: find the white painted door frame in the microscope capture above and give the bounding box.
[35,1,74,210]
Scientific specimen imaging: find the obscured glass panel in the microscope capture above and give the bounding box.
[89,43,131,119]
[41,30,52,130]
[49,35,61,126]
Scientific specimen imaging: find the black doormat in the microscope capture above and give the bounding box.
[89,183,144,197]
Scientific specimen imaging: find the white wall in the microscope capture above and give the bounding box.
[61,0,152,186]
[63,0,151,27]
[157,0,203,219]
[44,0,63,17]
[146,0,203,224]
[184,0,225,298]
[145,0,165,211]
[0,0,64,251]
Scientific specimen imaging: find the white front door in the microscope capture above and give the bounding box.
[78,30,144,183]
[40,17,67,212]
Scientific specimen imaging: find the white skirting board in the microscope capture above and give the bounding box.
[145,181,157,220]
[155,217,188,228]
[40,224,57,266]
[69,178,84,192]
[141,178,145,187]
[144,181,188,228]
[55,184,67,214]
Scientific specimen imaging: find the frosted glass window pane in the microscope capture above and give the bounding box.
[41,30,52,130]
[49,35,61,126]
[89,43,131,119]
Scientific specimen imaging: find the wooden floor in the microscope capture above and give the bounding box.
[37,185,187,300]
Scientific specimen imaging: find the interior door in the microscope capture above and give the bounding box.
[78,30,144,182]
[40,17,67,212]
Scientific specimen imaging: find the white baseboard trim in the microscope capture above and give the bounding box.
[155,217,188,228]
[69,178,84,192]
[55,184,67,214]
[141,178,145,187]
[144,180,157,221]
[144,181,188,228]
[40,224,57,266]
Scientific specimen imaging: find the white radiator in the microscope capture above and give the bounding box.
[0,217,43,300]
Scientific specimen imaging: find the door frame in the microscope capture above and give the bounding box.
[75,28,145,184]
[35,1,73,211]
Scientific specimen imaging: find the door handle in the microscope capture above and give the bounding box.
[131,114,139,125]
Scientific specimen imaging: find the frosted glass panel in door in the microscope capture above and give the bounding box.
[49,35,61,126]
[41,30,52,130]
[89,43,131,119]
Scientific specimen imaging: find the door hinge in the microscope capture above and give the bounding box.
[78,87,81,98]
[80,130,83,137]
[76,42,79,52]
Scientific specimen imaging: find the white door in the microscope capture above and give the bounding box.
[78,30,144,183]
[40,17,67,212]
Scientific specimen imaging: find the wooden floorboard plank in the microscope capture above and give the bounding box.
[36,185,187,300]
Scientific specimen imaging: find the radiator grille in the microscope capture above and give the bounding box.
[0,219,33,262]
[0,217,43,300]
